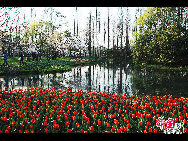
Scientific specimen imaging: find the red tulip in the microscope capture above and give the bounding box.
[76,122,80,128]
[144,110,147,114]
[184,128,188,133]
[157,114,160,118]
[7,126,11,131]
[139,121,142,127]
[114,119,119,125]
[113,113,116,118]
[80,129,84,133]
[124,127,127,132]
[153,116,156,121]
[12,121,15,127]
[112,126,115,131]
[87,120,90,124]
[72,116,76,120]
[183,119,187,124]
[179,116,183,120]
[20,123,24,128]
[118,109,121,113]
[44,121,48,127]
[64,116,68,120]
[67,110,70,114]
[144,130,148,133]
[175,118,178,122]
[149,128,152,133]
[93,114,96,118]
[66,121,70,125]
[53,124,59,130]
[146,114,151,118]
[57,115,59,119]
[107,123,110,127]
[19,130,22,133]
[125,110,127,113]
[157,109,159,113]
[120,126,123,131]
[4,116,7,122]
[117,129,120,133]
[147,121,151,126]
[141,114,144,118]
[98,119,101,126]
[67,129,71,133]
[53,120,56,124]
[154,129,157,133]
[127,123,131,128]
[145,126,148,130]
[45,128,48,133]
[89,126,94,132]
[161,109,164,113]
[5,130,9,133]
[132,114,135,118]
[30,124,33,129]
[1,87,188,133]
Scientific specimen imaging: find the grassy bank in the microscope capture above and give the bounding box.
[133,62,188,72]
[0,56,98,76]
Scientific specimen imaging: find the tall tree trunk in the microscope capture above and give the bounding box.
[74,19,76,35]
[88,13,92,57]
[120,7,124,50]
[76,7,78,36]
[77,21,78,36]
[117,35,118,49]
[95,7,98,57]
[104,22,106,46]
[107,8,110,50]
[93,19,95,56]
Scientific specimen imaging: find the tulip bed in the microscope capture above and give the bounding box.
[0,87,188,133]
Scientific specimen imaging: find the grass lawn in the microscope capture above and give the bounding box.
[133,62,188,72]
[0,56,97,76]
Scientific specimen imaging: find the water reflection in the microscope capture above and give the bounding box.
[130,67,188,97]
[0,62,188,97]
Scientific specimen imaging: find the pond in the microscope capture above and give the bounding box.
[0,62,188,97]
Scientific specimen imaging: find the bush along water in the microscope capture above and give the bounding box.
[0,87,187,133]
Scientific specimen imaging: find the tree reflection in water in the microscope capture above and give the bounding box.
[0,62,188,97]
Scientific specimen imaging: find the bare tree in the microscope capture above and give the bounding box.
[107,8,110,50]
[88,12,92,57]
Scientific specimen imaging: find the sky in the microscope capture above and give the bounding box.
[20,7,147,45]
[1,7,147,47]
[21,7,147,31]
